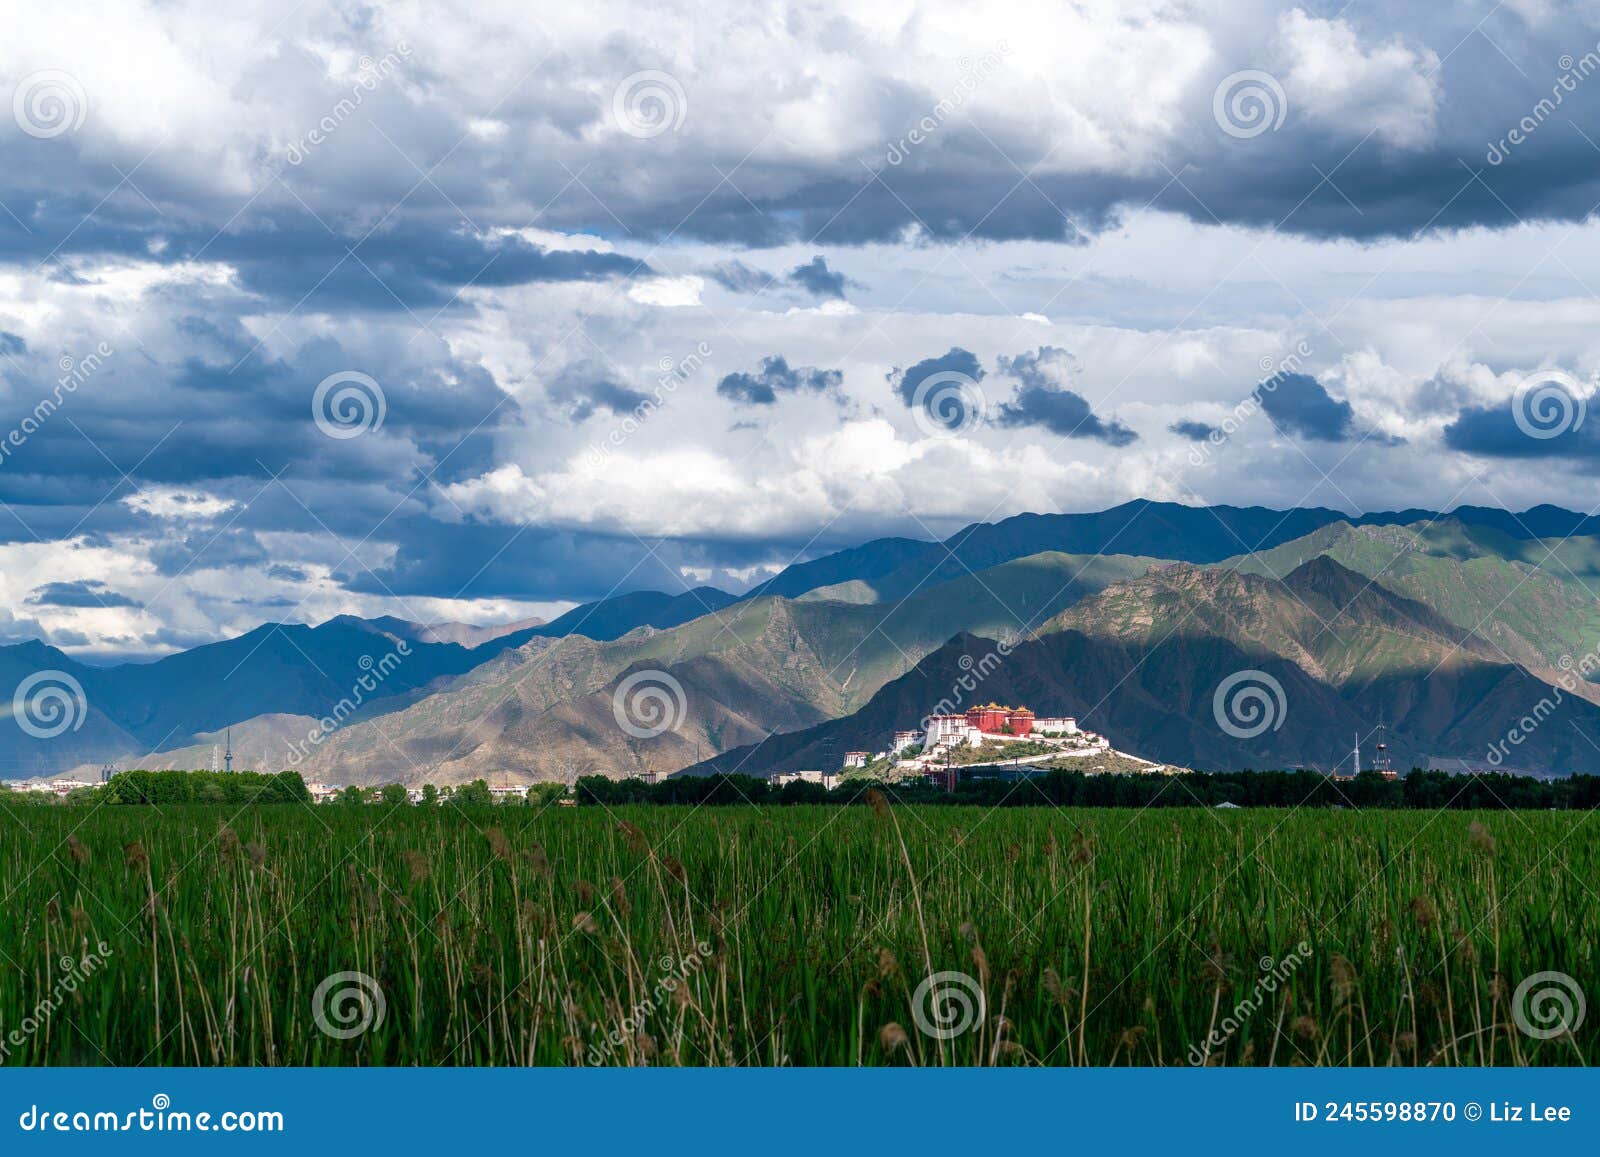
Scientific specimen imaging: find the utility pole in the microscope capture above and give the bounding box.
[225,727,234,773]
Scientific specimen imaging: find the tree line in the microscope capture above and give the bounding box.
[575,768,1600,809]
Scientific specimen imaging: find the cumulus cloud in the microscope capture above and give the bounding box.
[716,356,844,406]
[26,580,141,609]
[1170,419,1222,442]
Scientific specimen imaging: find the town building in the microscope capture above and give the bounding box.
[842,751,870,769]
[772,770,842,790]
[1032,716,1079,735]
[924,714,981,749]
[891,730,921,754]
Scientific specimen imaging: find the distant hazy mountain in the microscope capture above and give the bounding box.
[14,500,1600,783]
[742,500,1600,605]
[689,556,1600,777]
[169,551,1154,785]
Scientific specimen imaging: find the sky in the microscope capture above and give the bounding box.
[4,0,1600,658]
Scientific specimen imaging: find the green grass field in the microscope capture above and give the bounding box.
[1,803,1593,1066]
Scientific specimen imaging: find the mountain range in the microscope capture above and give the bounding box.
[8,500,1600,784]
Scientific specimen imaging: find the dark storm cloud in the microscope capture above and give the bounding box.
[706,255,855,300]
[989,345,1136,446]
[1259,374,1357,441]
[996,386,1137,445]
[1444,395,1600,460]
[785,255,852,299]
[890,347,985,408]
[707,260,771,293]
[716,356,843,406]
[347,518,785,603]
[5,13,1600,270]
[547,361,653,421]
[1170,419,1221,441]
[26,580,141,609]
